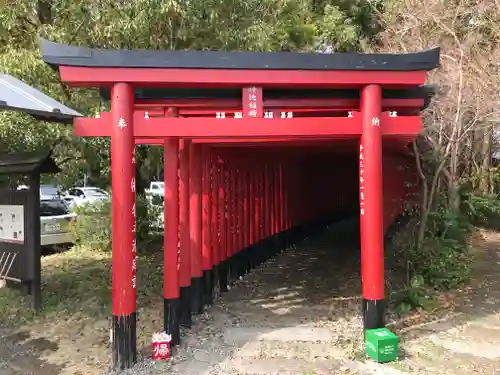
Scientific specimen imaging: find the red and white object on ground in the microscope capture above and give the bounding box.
[152,332,172,360]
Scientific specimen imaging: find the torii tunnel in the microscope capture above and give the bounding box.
[40,39,439,370]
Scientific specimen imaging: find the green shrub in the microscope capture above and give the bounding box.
[396,275,433,313]
[387,198,477,310]
[414,235,471,290]
[392,192,500,311]
[416,203,472,288]
[69,194,162,252]
[463,193,500,228]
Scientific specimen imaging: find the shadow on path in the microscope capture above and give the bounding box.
[0,330,63,375]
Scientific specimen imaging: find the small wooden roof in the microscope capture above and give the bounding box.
[0,149,61,175]
[0,73,82,124]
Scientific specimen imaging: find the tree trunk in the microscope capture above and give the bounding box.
[37,0,53,24]
[413,141,428,248]
[479,126,493,195]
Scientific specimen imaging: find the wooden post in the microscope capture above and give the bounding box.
[360,84,385,330]
[110,82,137,370]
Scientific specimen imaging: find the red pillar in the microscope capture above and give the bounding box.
[264,161,275,258]
[211,155,221,299]
[242,163,250,273]
[110,83,136,370]
[236,163,245,277]
[274,163,280,235]
[270,163,275,238]
[279,162,286,250]
[230,163,238,281]
[258,163,265,263]
[273,162,282,253]
[264,162,270,238]
[249,166,255,246]
[259,166,265,241]
[248,165,256,269]
[163,137,180,345]
[218,159,228,292]
[201,146,214,306]
[179,139,192,328]
[253,164,261,265]
[189,143,204,314]
[270,163,275,237]
[226,163,235,285]
[360,84,385,330]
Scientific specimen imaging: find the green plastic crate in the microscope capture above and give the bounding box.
[365,328,399,363]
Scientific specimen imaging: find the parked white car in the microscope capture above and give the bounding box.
[17,184,64,199]
[145,181,164,204]
[40,184,64,198]
[64,186,109,208]
[145,181,164,196]
[40,196,76,246]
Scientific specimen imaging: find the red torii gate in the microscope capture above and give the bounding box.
[40,39,439,370]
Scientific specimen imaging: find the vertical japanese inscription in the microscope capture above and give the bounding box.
[359,144,365,216]
[247,86,258,118]
[131,147,137,289]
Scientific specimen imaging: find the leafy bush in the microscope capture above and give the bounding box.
[414,235,471,290]
[387,198,477,310]
[392,205,472,296]
[69,194,162,252]
[396,275,433,313]
[462,193,500,228]
[390,192,500,311]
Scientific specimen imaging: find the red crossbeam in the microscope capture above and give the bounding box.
[134,98,424,111]
[136,137,337,145]
[59,66,427,88]
[74,113,421,138]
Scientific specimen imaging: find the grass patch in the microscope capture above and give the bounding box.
[0,245,165,374]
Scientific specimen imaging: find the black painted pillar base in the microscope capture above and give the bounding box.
[212,265,221,301]
[260,242,267,263]
[232,252,239,279]
[237,250,246,278]
[219,261,228,293]
[234,252,241,281]
[163,298,180,346]
[279,232,286,253]
[225,257,233,287]
[227,256,235,287]
[112,313,137,371]
[246,246,254,272]
[191,276,204,314]
[272,237,278,257]
[260,241,268,264]
[202,269,214,306]
[254,243,263,267]
[242,247,250,275]
[283,232,289,253]
[179,286,192,328]
[362,298,386,331]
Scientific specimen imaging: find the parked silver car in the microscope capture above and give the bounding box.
[40,196,76,246]
[64,186,109,208]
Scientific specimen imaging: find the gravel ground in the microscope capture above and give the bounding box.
[102,218,366,375]
[103,221,500,375]
[3,219,500,374]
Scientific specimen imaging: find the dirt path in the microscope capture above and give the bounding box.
[2,221,500,374]
[132,222,500,375]
[389,228,500,375]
